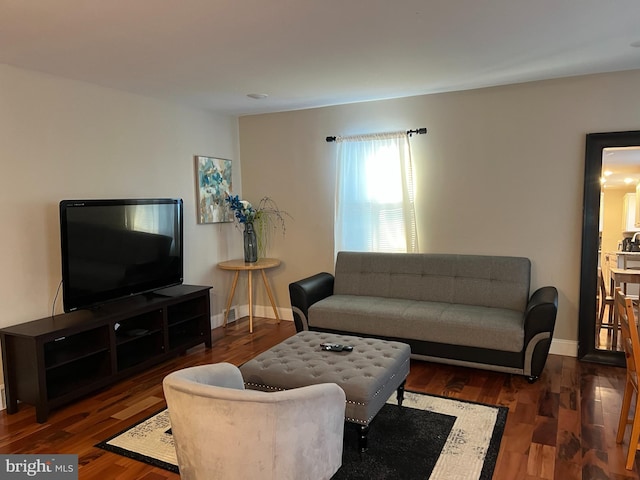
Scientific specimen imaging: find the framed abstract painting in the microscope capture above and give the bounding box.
[195,155,233,223]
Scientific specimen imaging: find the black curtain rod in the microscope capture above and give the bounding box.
[325,127,427,142]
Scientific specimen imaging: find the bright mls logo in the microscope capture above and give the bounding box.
[0,455,77,479]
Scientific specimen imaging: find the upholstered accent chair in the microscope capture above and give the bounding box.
[163,362,346,480]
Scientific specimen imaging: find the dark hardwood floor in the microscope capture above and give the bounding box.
[0,317,637,480]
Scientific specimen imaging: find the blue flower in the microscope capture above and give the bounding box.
[225,195,257,224]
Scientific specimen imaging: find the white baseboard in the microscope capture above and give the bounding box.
[549,338,578,357]
[211,305,293,328]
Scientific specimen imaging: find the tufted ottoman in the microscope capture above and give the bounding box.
[239,330,410,451]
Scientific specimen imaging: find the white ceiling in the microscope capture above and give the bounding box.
[603,147,640,190]
[2,0,640,116]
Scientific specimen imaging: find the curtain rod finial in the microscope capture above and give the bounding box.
[326,136,336,142]
[407,127,427,137]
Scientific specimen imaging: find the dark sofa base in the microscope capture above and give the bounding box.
[309,326,552,382]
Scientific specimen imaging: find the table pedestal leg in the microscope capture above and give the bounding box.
[223,271,240,328]
[248,270,254,333]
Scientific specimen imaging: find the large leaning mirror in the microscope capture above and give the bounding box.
[579,130,640,366]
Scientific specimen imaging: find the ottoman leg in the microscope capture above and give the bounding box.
[396,380,406,406]
[359,425,369,452]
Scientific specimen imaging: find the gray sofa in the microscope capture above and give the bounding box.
[289,252,558,382]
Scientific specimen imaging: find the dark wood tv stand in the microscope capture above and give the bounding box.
[0,284,212,423]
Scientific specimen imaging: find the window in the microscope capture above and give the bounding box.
[334,132,418,255]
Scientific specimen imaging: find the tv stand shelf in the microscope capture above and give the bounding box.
[0,284,212,423]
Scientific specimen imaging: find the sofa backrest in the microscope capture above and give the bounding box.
[333,252,531,312]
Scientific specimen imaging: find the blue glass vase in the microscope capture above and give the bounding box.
[243,222,258,263]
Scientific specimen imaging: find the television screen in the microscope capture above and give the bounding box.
[60,198,183,312]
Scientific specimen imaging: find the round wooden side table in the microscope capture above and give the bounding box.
[217,258,281,333]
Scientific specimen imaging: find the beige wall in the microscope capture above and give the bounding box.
[0,64,243,332]
[239,69,640,349]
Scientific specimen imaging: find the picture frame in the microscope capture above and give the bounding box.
[195,155,233,224]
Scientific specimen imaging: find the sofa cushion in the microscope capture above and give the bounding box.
[333,252,530,312]
[309,295,524,352]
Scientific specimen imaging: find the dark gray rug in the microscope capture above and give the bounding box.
[96,391,507,480]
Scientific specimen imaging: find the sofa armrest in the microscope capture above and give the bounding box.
[523,286,558,379]
[289,273,334,332]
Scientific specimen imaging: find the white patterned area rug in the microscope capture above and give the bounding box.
[383,391,507,480]
[96,391,507,480]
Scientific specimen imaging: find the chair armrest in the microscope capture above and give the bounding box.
[289,272,334,332]
[272,383,346,478]
[524,286,558,338]
[523,286,558,379]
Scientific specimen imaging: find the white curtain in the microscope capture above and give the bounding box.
[334,131,418,256]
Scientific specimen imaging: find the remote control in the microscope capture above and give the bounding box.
[320,343,353,352]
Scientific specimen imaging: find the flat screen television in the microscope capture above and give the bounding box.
[60,198,184,312]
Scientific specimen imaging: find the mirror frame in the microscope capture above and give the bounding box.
[579,130,640,366]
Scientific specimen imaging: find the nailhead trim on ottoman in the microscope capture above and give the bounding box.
[240,331,411,427]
